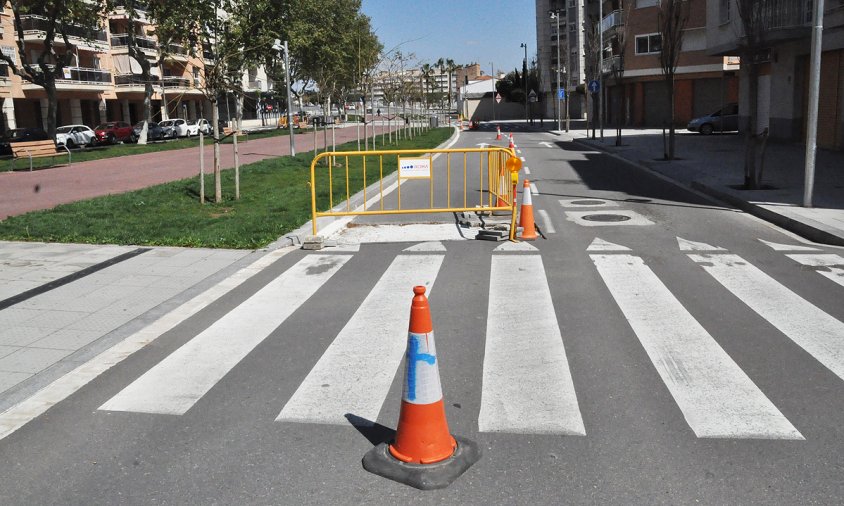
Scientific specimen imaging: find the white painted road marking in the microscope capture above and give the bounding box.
[479,255,585,435]
[530,183,540,195]
[524,166,531,175]
[759,239,820,252]
[493,241,538,252]
[277,255,444,425]
[537,209,556,234]
[403,241,447,252]
[586,238,630,252]
[592,254,802,439]
[100,254,352,415]
[689,253,844,382]
[677,237,726,251]
[785,253,844,288]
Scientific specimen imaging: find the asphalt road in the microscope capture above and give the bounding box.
[1,126,842,504]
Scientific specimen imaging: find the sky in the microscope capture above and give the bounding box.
[360,0,538,75]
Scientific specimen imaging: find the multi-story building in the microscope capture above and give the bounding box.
[370,65,459,109]
[706,0,844,149]
[536,0,589,121]
[0,2,274,132]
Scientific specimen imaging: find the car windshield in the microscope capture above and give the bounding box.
[95,124,113,130]
[160,121,173,126]
[186,120,196,125]
[56,127,73,133]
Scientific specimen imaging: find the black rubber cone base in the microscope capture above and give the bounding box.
[362,435,481,490]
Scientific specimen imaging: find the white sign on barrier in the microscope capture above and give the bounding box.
[399,157,431,179]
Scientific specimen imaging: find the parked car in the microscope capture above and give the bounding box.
[192,118,212,135]
[184,119,201,136]
[94,121,135,144]
[0,127,51,155]
[132,121,166,141]
[687,103,739,135]
[159,119,189,138]
[55,125,96,149]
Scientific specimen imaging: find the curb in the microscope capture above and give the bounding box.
[690,181,844,247]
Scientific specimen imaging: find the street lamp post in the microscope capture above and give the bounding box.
[273,39,296,156]
[550,9,562,132]
[490,62,495,121]
[520,42,528,123]
[599,0,604,141]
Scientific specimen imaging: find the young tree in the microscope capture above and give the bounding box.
[583,14,602,138]
[0,1,108,139]
[608,2,631,146]
[657,0,689,160]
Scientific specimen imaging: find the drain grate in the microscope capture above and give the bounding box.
[571,199,608,206]
[581,214,631,222]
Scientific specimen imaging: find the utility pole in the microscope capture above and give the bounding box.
[599,0,604,141]
[490,62,496,121]
[521,42,528,123]
[550,9,562,131]
[804,0,825,207]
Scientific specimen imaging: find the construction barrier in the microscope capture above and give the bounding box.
[309,147,522,239]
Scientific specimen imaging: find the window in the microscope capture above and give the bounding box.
[568,0,575,7]
[636,0,659,7]
[569,22,575,32]
[635,33,662,55]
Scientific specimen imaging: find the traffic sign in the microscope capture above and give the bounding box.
[558,88,565,100]
[588,80,600,93]
[495,93,502,104]
[528,89,538,103]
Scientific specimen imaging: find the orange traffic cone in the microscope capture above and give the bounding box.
[508,133,515,149]
[362,286,480,490]
[519,180,538,241]
[496,125,502,140]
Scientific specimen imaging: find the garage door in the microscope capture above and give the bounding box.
[693,78,723,117]
[644,81,670,127]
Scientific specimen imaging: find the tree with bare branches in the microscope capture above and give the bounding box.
[657,0,689,160]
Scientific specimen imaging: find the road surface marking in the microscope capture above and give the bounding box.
[530,183,540,195]
[784,253,844,288]
[403,241,447,252]
[479,255,585,435]
[677,237,726,251]
[759,239,820,252]
[277,255,444,425]
[99,254,352,415]
[537,209,556,234]
[493,241,538,252]
[689,253,844,382]
[586,238,630,251]
[566,210,654,227]
[519,156,526,162]
[524,166,531,175]
[0,246,297,441]
[592,254,802,439]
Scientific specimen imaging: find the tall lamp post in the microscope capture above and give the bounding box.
[550,9,562,132]
[490,62,495,121]
[520,42,528,122]
[273,39,296,156]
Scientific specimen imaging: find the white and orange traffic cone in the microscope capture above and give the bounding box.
[508,133,515,149]
[519,180,538,241]
[362,286,480,490]
[496,125,502,140]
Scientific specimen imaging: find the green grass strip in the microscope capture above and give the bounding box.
[0,128,453,249]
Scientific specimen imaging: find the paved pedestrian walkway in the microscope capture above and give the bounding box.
[556,125,844,246]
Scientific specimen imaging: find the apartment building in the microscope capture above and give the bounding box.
[370,65,458,109]
[0,3,275,132]
[706,0,844,149]
[535,0,588,120]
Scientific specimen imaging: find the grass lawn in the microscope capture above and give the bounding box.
[5,126,294,171]
[0,127,453,249]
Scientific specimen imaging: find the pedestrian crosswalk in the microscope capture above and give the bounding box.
[97,237,843,441]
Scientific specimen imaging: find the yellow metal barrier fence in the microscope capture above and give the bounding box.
[309,147,520,239]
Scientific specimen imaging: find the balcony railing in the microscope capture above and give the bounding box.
[20,66,112,85]
[601,10,624,33]
[110,34,158,51]
[601,55,623,74]
[18,15,108,43]
[161,76,190,88]
[115,73,159,86]
[757,0,812,30]
[167,43,188,57]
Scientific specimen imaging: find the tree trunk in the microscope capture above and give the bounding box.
[139,80,153,144]
[744,61,760,189]
[235,94,243,132]
[211,99,222,203]
[667,74,676,160]
[616,79,624,146]
[44,79,58,140]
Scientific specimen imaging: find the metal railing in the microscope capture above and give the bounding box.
[18,15,108,42]
[310,147,519,238]
[167,43,188,56]
[110,33,158,51]
[161,76,190,88]
[757,0,812,29]
[114,73,159,86]
[601,9,624,33]
[22,65,111,85]
[601,55,622,74]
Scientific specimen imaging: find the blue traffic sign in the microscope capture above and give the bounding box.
[558,88,566,100]
[588,80,600,93]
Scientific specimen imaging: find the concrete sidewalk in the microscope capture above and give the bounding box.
[555,125,844,246]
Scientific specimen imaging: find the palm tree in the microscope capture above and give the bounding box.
[443,58,458,110]
[421,63,435,107]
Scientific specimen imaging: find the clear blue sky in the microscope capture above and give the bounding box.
[360,0,537,75]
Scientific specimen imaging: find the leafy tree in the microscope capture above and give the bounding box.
[657,0,689,160]
[0,0,109,138]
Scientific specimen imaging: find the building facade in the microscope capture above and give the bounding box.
[536,0,589,121]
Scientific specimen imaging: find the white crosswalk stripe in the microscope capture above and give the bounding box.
[277,255,444,425]
[689,252,844,382]
[99,254,353,415]
[784,253,844,288]
[591,253,802,439]
[479,255,585,435]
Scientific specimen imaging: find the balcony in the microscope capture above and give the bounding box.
[166,43,189,60]
[759,0,812,30]
[115,73,159,91]
[161,76,191,89]
[110,3,150,23]
[110,34,159,54]
[601,10,624,34]
[18,15,108,48]
[22,65,112,90]
[601,55,623,74]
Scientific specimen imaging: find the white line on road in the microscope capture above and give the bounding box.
[530,183,540,195]
[0,246,297,441]
[689,253,844,382]
[784,254,844,288]
[100,254,352,415]
[277,255,444,425]
[591,254,802,439]
[524,166,530,175]
[479,255,585,435]
[520,156,526,162]
[537,209,555,234]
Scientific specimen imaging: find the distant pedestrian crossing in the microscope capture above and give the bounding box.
[98,237,844,441]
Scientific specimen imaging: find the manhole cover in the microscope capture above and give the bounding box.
[581,214,631,222]
[571,199,607,205]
